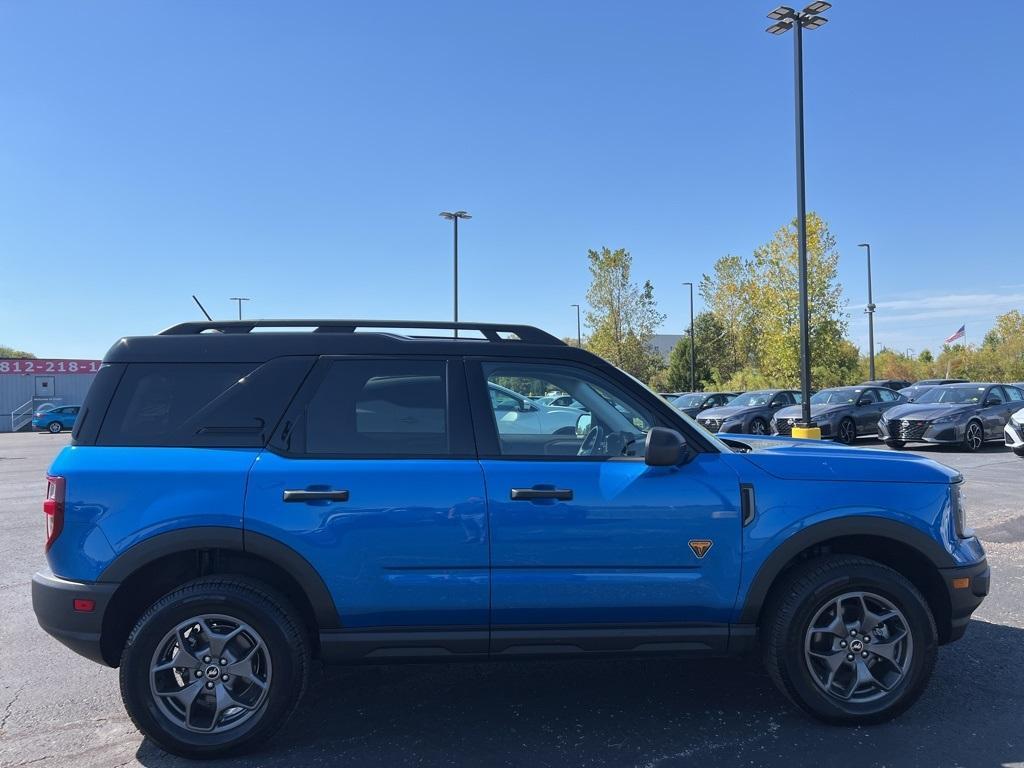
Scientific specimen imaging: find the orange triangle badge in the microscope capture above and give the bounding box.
[688,540,713,559]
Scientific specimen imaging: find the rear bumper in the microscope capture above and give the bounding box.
[939,559,990,643]
[32,571,117,666]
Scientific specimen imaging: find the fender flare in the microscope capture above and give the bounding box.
[98,526,340,629]
[738,516,955,625]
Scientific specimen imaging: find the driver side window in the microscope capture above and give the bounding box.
[480,361,657,459]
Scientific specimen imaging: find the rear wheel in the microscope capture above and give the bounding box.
[963,420,984,452]
[749,417,769,435]
[119,577,310,758]
[762,555,937,724]
[836,418,857,445]
[47,421,62,433]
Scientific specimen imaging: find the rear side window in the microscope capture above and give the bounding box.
[879,388,898,402]
[304,359,449,456]
[97,358,313,447]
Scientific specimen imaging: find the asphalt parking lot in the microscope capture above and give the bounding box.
[1,431,1021,768]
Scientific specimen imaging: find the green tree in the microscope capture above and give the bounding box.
[584,247,666,382]
[699,213,857,388]
[665,312,727,391]
[0,345,34,358]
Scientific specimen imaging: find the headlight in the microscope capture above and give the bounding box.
[951,483,971,538]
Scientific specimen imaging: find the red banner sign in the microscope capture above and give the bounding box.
[0,359,102,374]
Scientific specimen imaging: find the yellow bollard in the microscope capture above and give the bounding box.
[791,425,822,439]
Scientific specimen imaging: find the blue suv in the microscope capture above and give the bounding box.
[32,320,990,758]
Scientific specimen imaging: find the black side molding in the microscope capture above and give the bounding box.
[740,484,756,526]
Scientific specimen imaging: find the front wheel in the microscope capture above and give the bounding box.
[47,421,62,433]
[836,418,857,445]
[749,417,769,436]
[962,421,984,452]
[885,440,906,450]
[762,555,937,724]
[119,577,310,758]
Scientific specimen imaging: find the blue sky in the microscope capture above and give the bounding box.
[1,1,1021,359]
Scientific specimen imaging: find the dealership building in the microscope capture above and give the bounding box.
[0,359,101,433]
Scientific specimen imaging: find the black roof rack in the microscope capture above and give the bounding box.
[158,319,565,346]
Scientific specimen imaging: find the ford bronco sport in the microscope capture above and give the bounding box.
[32,320,990,757]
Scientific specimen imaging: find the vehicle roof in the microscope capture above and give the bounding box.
[101,320,602,365]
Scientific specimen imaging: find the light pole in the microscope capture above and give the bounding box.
[682,282,695,391]
[767,1,830,438]
[229,297,250,320]
[859,243,876,380]
[439,211,472,336]
[570,304,582,346]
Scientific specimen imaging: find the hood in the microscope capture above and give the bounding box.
[884,403,974,421]
[730,436,960,484]
[698,405,755,420]
[774,403,848,420]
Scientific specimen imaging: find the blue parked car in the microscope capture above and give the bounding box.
[32,405,80,433]
[32,320,989,758]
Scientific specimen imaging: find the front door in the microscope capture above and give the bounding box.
[245,356,488,656]
[467,358,742,654]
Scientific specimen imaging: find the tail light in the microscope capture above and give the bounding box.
[44,475,65,551]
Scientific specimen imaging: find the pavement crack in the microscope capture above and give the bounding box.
[1,683,26,732]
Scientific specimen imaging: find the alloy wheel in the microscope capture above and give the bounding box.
[838,419,856,445]
[150,614,272,734]
[750,419,768,435]
[804,591,912,704]
[965,422,983,451]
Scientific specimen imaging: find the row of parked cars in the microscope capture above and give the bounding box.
[662,379,1024,454]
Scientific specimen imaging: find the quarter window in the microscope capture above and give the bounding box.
[305,359,449,456]
[1007,386,1024,402]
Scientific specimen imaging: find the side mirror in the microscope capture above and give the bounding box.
[644,427,687,467]
[984,398,1000,407]
[519,400,536,412]
[857,397,871,406]
[576,412,592,437]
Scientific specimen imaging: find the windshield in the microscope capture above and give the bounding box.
[672,394,704,408]
[916,386,986,404]
[726,391,772,407]
[810,388,860,405]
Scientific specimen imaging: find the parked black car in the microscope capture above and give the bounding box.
[696,389,802,435]
[898,378,970,403]
[773,385,906,444]
[879,383,1024,451]
[861,379,912,391]
[670,391,738,418]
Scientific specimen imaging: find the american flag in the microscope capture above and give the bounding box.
[944,325,966,344]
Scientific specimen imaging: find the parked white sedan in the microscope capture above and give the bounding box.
[489,383,584,435]
[1005,407,1024,457]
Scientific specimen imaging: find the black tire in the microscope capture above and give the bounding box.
[762,554,937,725]
[749,417,769,436]
[119,577,310,758]
[885,440,905,450]
[962,420,984,452]
[47,421,62,433]
[836,417,857,445]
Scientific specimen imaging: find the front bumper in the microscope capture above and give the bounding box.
[878,418,963,445]
[939,559,990,643]
[32,570,118,666]
[1005,421,1024,455]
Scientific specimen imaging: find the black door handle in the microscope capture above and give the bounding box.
[510,488,573,501]
[283,489,350,503]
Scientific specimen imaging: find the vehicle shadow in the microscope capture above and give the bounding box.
[135,619,1023,768]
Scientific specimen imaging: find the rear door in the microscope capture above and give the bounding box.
[246,356,489,655]
[981,386,1012,439]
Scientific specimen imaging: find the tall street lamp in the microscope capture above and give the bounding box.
[229,297,250,320]
[439,210,472,336]
[682,282,696,392]
[570,304,582,347]
[766,1,831,438]
[859,243,876,380]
